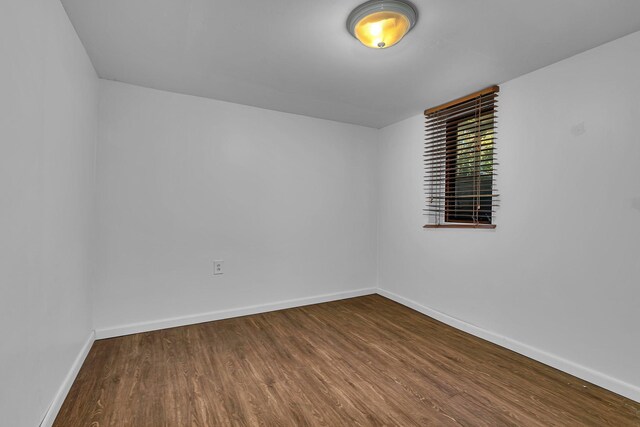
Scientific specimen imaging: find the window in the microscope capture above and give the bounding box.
[423,86,499,229]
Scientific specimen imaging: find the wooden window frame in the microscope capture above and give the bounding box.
[423,86,499,230]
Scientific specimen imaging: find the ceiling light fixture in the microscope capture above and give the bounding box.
[347,0,417,49]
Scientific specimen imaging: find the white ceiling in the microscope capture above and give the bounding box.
[61,0,640,128]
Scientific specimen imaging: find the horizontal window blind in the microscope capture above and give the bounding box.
[423,86,499,229]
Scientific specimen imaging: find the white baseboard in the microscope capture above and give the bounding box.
[95,288,377,339]
[377,288,640,403]
[39,330,96,427]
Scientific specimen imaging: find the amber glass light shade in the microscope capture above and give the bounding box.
[347,0,417,49]
[353,11,410,49]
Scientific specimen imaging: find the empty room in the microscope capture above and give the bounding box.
[2,0,640,425]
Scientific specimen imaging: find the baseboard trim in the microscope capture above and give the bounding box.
[377,288,640,403]
[95,288,377,340]
[39,330,96,427]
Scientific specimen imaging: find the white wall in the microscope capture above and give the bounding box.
[94,80,378,333]
[0,1,98,425]
[378,31,640,400]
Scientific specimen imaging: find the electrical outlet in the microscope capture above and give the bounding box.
[213,260,224,275]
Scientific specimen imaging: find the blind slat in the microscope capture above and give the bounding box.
[424,147,496,162]
[425,165,499,175]
[424,86,499,114]
[425,109,498,131]
[425,125,497,141]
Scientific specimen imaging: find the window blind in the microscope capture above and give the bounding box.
[423,86,499,229]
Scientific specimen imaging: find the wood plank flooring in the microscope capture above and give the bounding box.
[54,295,640,426]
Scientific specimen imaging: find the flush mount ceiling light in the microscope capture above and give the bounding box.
[347,0,417,49]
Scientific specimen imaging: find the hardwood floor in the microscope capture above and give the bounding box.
[54,295,640,426]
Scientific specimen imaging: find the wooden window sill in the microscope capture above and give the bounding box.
[423,224,496,229]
